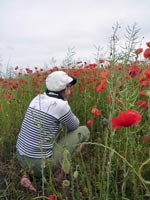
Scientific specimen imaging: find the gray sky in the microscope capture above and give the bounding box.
[0,0,150,73]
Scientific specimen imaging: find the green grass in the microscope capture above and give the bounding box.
[0,30,150,200]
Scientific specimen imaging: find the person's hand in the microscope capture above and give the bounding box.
[20,177,37,193]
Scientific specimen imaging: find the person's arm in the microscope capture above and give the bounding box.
[59,109,80,132]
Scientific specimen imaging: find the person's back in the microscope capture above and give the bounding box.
[16,70,90,192]
[16,92,79,158]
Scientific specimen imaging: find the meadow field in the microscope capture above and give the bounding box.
[0,26,150,200]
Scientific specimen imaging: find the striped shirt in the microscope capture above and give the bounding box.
[16,93,79,158]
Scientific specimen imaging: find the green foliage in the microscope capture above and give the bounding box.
[0,24,150,199]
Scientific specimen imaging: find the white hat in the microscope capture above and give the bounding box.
[45,71,76,92]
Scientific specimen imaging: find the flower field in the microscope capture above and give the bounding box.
[0,39,150,199]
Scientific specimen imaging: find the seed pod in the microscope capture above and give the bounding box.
[101,118,109,127]
[73,170,79,179]
[61,149,71,174]
[62,158,71,174]
[145,91,150,97]
[62,179,70,187]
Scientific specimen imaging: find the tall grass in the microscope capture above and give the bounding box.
[0,24,150,199]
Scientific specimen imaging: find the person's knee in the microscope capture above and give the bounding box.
[77,125,90,142]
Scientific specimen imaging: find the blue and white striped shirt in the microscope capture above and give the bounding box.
[16,93,79,158]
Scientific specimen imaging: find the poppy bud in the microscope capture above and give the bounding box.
[73,170,79,179]
[101,118,109,127]
[145,91,150,97]
[62,158,71,174]
[62,149,71,174]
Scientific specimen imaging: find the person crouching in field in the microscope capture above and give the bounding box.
[16,70,90,192]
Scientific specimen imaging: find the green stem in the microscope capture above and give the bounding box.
[83,141,150,193]
[122,129,129,196]
[32,196,50,200]
[79,152,92,199]
[101,129,109,199]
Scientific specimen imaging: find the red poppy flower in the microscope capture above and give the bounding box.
[111,109,142,129]
[129,65,142,77]
[15,66,19,70]
[35,88,42,93]
[140,80,149,87]
[0,105,2,110]
[95,79,107,92]
[135,48,143,54]
[19,79,25,83]
[146,42,150,47]
[91,107,101,117]
[136,100,148,108]
[143,48,150,59]
[87,119,93,126]
[6,92,12,99]
[100,71,109,78]
[25,68,33,73]
[76,61,82,64]
[99,59,105,63]
[116,65,123,71]
[143,135,150,143]
[0,77,4,82]
[11,84,18,89]
[36,72,41,77]
[48,195,57,200]
[80,86,85,91]
[88,63,97,69]
[140,90,146,96]
[108,95,113,103]
[32,81,39,86]
[144,69,150,79]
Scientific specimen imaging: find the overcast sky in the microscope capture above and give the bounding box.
[0,0,150,74]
